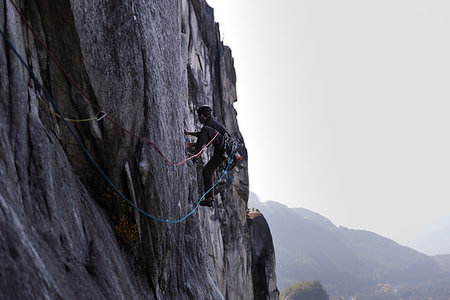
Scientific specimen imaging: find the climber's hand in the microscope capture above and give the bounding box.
[185,129,198,136]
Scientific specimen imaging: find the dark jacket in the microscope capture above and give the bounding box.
[204,117,227,135]
[193,117,226,154]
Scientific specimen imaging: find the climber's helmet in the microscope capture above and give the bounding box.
[197,105,212,124]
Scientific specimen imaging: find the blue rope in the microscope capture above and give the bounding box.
[0,28,234,224]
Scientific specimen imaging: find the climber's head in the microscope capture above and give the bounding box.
[197,105,212,124]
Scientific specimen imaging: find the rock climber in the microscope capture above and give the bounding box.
[184,105,228,207]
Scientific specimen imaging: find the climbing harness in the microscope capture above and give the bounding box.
[223,133,237,159]
[220,133,242,172]
[7,0,211,168]
[0,27,235,224]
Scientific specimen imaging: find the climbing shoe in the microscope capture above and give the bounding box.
[200,197,214,207]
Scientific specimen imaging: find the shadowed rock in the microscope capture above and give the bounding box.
[248,212,279,299]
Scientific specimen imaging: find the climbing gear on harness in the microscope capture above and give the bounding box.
[222,132,235,158]
[220,133,242,171]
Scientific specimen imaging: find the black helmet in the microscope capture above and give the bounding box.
[197,105,212,116]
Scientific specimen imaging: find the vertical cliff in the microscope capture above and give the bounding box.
[0,0,277,299]
[248,212,279,299]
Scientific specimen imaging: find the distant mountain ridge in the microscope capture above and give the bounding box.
[432,254,450,273]
[248,193,446,298]
[402,215,450,255]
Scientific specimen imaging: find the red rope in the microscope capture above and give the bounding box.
[9,0,215,166]
[176,132,219,166]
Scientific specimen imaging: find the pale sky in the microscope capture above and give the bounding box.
[207,0,450,243]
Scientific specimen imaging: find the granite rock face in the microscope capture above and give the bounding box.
[0,0,276,299]
[248,212,280,299]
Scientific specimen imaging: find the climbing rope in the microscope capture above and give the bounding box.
[7,0,216,167]
[0,27,235,223]
[35,87,99,122]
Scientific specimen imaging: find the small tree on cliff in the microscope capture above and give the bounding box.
[280,281,330,300]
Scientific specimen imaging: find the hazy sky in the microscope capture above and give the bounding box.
[207,0,450,243]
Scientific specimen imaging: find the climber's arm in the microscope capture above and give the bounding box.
[184,129,200,137]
